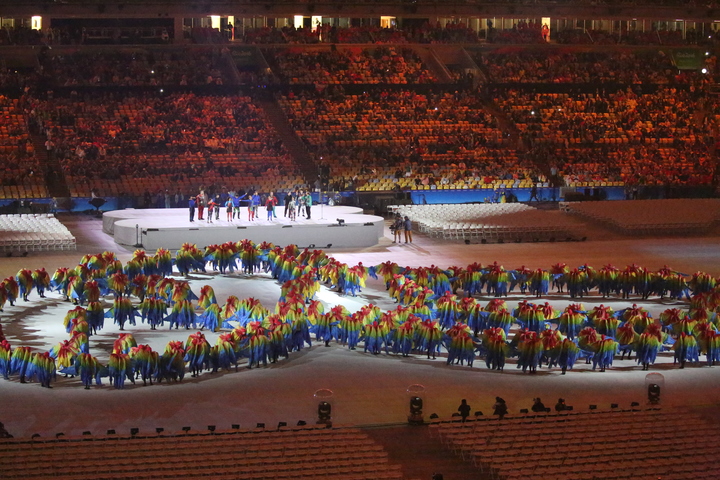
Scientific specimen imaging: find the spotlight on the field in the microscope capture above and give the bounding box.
[336,218,345,226]
[207,425,216,433]
[130,428,139,436]
[648,384,661,405]
[317,401,332,425]
[408,396,424,425]
[155,428,164,434]
[182,426,191,433]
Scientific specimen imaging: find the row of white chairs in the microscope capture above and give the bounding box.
[389,204,577,241]
[0,214,76,251]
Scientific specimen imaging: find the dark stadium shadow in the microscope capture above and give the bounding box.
[270,345,319,369]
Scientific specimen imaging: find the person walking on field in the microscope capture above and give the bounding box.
[392,214,403,243]
[403,216,413,244]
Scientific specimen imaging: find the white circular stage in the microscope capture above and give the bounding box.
[103,206,385,250]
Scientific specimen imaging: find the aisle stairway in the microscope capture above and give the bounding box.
[366,425,486,480]
[32,134,69,198]
[259,97,318,186]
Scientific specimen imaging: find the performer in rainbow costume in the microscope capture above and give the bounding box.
[157,341,185,383]
[50,267,71,300]
[166,299,197,330]
[29,351,56,388]
[245,322,269,369]
[108,352,134,389]
[63,306,87,334]
[185,332,211,377]
[554,337,580,374]
[0,339,11,380]
[635,324,664,370]
[444,323,475,367]
[557,304,587,340]
[674,332,699,369]
[74,352,103,389]
[528,268,550,298]
[596,264,619,298]
[482,327,507,371]
[515,329,543,373]
[417,319,442,359]
[154,248,173,277]
[105,297,138,330]
[31,268,50,298]
[3,276,18,307]
[16,269,33,302]
[198,285,217,310]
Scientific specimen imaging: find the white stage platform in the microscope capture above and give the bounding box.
[103,206,385,250]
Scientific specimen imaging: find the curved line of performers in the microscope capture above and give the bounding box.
[0,242,719,389]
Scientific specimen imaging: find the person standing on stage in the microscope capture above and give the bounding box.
[225,196,234,222]
[206,197,216,224]
[214,194,221,221]
[188,195,196,222]
[197,190,206,221]
[266,191,278,221]
[283,191,293,217]
[298,191,306,218]
[249,191,260,221]
[265,194,275,221]
[304,191,312,219]
[287,193,297,221]
[233,192,246,220]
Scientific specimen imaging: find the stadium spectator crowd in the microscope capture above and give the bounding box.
[23,92,293,198]
[280,87,539,189]
[45,49,229,87]
[269,47,437,84]
[478,50,698,84]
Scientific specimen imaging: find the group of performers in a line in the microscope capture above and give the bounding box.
[187,189,314,223]
[1,243,719,389]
